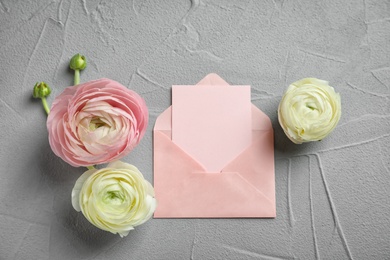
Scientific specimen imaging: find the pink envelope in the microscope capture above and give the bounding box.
[153,73,275,218]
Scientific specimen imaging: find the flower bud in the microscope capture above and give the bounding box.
[33,82,51,98]
[69,53,87,71]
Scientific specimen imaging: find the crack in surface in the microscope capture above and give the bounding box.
[184,46,223,62]
[379,140,390,174]
[0,0,9,12]
[280,51,290,85]
[136,69,170,90]
[220,243,296,260]
[298,48,347,63]
[80,0,89,15]
[319,134,390,154]
[22,18,52,89]
[337,114,390,128]
[189,220,199,260]
[314,154,354,260]
[27,0,57,22]
[277,133,390,159]
[308,155,320,260]
[53,1,72,81]
[346,82,389,98]
[0,212,49,226]
[54,0,71,80]
[370,69,390,90]
[0,0,56,52]
[0,97,24,121]
[128,0,201,86]
[57,0,64,23]
[12,224,32,259]
[287,158,295,228]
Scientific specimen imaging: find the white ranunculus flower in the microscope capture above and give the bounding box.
[71,161,157,237]
[278,78,341,144]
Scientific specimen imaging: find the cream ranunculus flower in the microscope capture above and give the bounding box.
[71,161,157,237]
[278,78,341,144]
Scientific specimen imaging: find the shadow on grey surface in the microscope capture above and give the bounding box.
[272,118,320,158]
[49,210,123,259]
[37,141,81,184]
[34,142,124,258]
[28,93,49,116]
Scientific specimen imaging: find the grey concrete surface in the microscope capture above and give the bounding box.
[1,0,389,259]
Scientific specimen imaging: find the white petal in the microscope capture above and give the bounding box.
[71,169,96,211]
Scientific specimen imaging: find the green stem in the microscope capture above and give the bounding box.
[41,97,50,115]
[74,69,80,85]
[74,66,88,170]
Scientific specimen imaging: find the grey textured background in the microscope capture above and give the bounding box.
[1,0,389,259]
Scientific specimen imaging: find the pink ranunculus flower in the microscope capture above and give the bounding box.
[47,78,148,167]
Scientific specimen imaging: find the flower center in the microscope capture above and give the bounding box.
[103,190,125,205]
[306,104,316,110]
[89,117,108,131]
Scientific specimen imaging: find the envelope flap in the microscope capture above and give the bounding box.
[251,105,273,131]
[222,129,275,202]
[155,107,172,131]
[154,171,276,218]
[154,128,276,218]
[196,73,230,86]
[154,130,207,171]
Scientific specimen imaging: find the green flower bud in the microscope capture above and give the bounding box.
[33,82,51,98]
[69,53,87,71]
